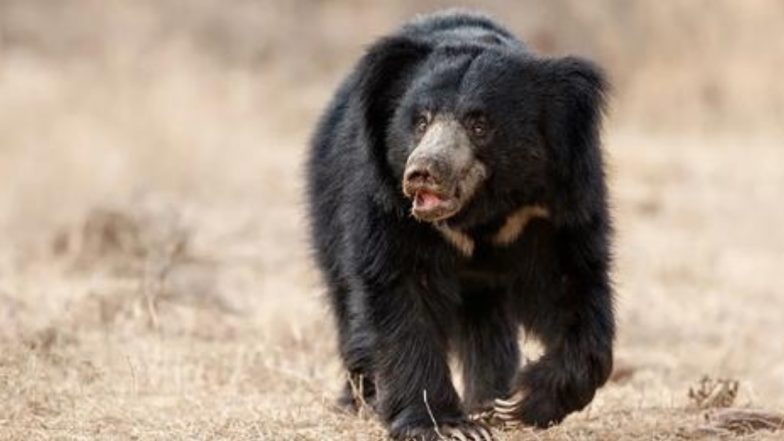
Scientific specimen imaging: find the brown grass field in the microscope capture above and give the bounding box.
[1,1,783,440]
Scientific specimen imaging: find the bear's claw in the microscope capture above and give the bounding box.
[400,421,494,441]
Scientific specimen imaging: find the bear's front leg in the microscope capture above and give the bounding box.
[457,289,520,417]
[492,338,613,427]
[494,222,615,427]
[368,277,493,441]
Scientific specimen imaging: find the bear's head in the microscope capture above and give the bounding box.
[354,36,607,229]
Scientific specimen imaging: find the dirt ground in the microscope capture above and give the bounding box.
[1,2,784,440]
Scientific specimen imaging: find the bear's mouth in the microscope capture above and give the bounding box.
[411,189,461,222]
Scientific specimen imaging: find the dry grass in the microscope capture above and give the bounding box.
[1,1,784,440]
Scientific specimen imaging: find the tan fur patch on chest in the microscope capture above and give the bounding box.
[434,205,550,257]
[435,224,475,257]
[492,205,550,245]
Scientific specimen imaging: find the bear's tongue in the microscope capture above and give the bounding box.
[415,190,444,211]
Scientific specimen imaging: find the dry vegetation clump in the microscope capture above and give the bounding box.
[683,377,784,438]
[694,409,784,438]
[689,376,740,410]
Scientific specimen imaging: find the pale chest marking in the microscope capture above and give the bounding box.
[492,205,550,246]
[435,224,475,257]
[434,205,550,257]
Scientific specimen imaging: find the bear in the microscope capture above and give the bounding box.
[306,10,614,441]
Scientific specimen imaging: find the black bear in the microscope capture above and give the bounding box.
[306,10,614,441]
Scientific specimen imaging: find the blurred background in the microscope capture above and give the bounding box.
[1,1,783,439]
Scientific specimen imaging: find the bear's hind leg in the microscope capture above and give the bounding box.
[330,286,377,412]
[337,329,376,412]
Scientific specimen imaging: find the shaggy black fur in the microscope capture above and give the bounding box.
[306,10,614,440]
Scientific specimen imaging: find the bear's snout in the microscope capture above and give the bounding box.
[402,118,470,195]
[400,118,484,222]
[402,160,459,222]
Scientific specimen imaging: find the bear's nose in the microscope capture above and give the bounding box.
[404,162,441,188]
[404,166,431,185]
[403,161,444,188]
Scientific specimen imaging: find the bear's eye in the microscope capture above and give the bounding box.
[470,118,489,137]
[414,114,429,134]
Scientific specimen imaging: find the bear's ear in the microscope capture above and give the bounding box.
[353,36,431,211]
[539,56,609,226]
